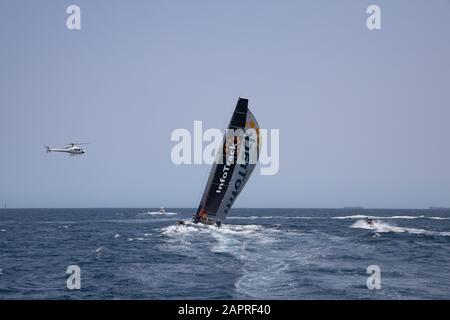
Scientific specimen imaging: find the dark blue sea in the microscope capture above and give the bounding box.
[0,208,449,299]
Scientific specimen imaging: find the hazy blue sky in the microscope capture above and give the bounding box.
[1,0,449,208]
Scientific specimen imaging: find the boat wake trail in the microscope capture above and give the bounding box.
[161,222,294,298]
[159,222,344,299]
[350,219,450,236]
[161,222,265,238]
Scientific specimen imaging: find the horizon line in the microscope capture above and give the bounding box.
[1,206,449,211]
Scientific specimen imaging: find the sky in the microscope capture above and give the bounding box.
[0,0,449,209]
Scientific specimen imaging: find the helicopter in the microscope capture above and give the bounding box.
[44,143,88,155]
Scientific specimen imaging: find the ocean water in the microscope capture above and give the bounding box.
[0,208,449,300]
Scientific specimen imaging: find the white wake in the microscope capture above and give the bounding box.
[350,219,450,237]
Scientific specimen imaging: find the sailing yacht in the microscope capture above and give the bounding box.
[192,97,260,227]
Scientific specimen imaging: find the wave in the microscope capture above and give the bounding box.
[127,237,147,241]
[139,211,177,216]
[333,215,369,220]
[36,220,78,224]
[161,221,264,237]
[350,219,450,237]
[228,214,449,221]
[228,216,321,220]
[333,215,426,220]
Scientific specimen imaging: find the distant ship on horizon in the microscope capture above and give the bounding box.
[429,206,450,210]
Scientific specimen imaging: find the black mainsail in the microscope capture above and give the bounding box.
[193,98,260,226]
